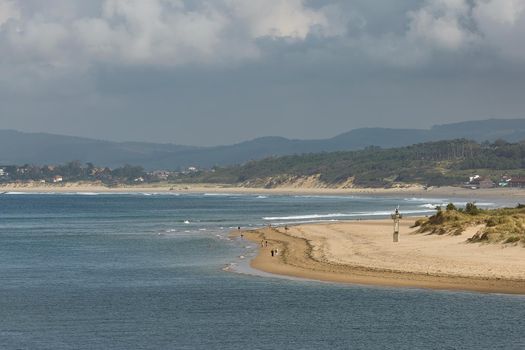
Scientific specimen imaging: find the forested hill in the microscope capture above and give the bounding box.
[176,139,525,188]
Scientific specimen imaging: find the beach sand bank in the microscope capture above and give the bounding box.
[238,220,525,294]
[2,182,525,200]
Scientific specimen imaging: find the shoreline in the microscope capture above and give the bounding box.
[237,221,525,295]
[2,182,525,200]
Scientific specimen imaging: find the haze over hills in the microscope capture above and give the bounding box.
[1,118,525,170]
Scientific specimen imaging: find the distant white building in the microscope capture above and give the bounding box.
[469,175,481,183]
[53,175,63,183]
[0,168,4,177]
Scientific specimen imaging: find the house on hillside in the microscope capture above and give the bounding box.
[508,177,525,188]
[465,175,494,189]
[469,175,481,183]
[499,175,511,187]
[0,166,15,180]
[52,175,63,183]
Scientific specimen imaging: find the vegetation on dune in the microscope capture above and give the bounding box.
[414,203,525,246]
[173,139,525,188]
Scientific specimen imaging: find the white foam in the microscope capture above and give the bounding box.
[263,209,435,221]
[419,204,442,209]
[293,195,360,199]
[4,191,62,195]
[272,219,340,225]
[404,197,448,202]
[263,213,350,220]
[203,193,235,196]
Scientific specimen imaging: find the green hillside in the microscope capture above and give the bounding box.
[174,139,525,188]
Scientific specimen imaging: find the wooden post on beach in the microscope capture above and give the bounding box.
[391,208,402,243]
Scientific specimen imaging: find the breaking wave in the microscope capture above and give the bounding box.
[263,209,435,221]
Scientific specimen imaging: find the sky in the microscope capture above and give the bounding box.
[0,0,524,146]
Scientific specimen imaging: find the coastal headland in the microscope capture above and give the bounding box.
[237,220,525,295]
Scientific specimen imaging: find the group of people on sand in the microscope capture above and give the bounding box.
[240,226,279,258]
[258,239,278,257]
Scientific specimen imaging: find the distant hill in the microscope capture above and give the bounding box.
[178,139,525,188]
[0,130,199,169]
[1,118,525,169]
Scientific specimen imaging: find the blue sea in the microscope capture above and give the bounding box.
[0,192,523,349]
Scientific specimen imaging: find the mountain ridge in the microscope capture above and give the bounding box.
[2,118,525,170]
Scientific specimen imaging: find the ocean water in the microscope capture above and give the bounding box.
[0,193,523,350]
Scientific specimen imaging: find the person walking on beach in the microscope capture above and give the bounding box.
[271,250,274,257]
[265,240,268,247]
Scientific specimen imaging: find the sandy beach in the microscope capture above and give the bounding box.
[239,220,525,294]
[2,181,525,200]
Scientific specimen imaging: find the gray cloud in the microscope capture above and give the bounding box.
[0,0,348,67]
[0,0,524,145]
[2,0,524,67]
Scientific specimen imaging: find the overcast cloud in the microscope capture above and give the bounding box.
[0,0,524,145]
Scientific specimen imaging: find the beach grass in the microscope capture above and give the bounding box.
[415,203,525,245]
